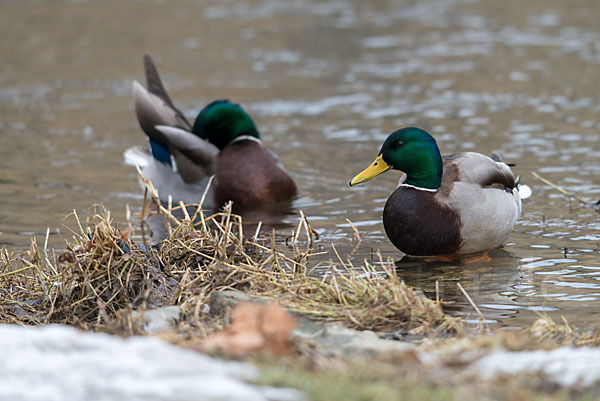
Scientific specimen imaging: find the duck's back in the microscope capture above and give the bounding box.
[215,139,297,210]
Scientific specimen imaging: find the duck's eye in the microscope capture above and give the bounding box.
[393,141,405,149]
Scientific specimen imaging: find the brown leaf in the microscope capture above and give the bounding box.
[200,301,296,357]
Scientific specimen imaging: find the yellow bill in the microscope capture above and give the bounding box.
[349,154,392,186]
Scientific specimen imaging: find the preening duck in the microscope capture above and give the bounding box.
[350,127,523,258]
[124,55,297,211]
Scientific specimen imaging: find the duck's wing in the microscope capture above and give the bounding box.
[133,55,194,165]
[131,55,219,184]
[135,55,191,132]
[143,54,191,130]
[133,82,190,151]
[442,152,516,190]
[155,126,219,183]
[440,152,521,254]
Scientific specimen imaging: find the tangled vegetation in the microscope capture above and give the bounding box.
[0,178,462,337]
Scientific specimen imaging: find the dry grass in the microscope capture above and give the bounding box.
[418,314,600,360]
[0,176,462,337]
[527,315,600,348]
[0,211,166,329]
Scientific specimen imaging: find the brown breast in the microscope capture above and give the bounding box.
[383,186,462,256]
[215,139,297,210]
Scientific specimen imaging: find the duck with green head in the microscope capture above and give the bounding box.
[124,55,297,211]
[350,127,523,258]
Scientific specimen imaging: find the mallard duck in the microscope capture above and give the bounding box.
[124,55,297,211]
[350,127,523,258]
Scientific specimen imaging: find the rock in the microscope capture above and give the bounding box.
[131,306,183,334]
[340,329,417,358]
[468,346,600,388]
[0,324,305,401]
[293,320,416,358]
[209,290,252,316]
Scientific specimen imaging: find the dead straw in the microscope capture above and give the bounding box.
[531,171,589,205]
[0,175,464,336]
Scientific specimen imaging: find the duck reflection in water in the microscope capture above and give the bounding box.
[395,248,524,324]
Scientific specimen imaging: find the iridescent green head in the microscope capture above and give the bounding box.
[192,100,259,150]
[350,127,443,190]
